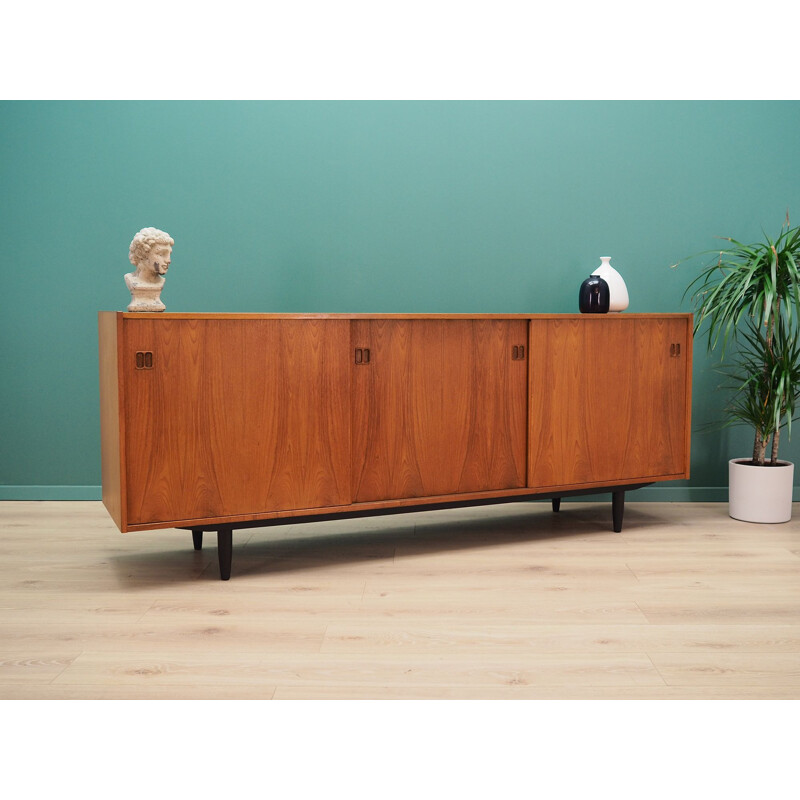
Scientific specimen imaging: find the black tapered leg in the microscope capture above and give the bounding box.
[217,527,233,581]
[552,498,561,512]
[612,490,625,533]
[192,529,203,550]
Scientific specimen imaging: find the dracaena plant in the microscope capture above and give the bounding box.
[718,317,800,464]
[677,216,800,465]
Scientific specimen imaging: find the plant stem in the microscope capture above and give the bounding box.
[753,429,766,465]
[771,426,780,464]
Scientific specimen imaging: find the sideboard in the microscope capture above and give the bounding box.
[98,312,692,579]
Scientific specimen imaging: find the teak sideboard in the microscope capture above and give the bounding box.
[98,312,692,579]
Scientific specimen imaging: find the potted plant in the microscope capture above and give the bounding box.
[680,217,800,522]
[721,316,800,521]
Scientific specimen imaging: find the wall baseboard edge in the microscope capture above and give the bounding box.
[0,486,103,501]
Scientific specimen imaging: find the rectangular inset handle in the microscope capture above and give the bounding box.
[670,343,681,357]
[135,351,154,369]
[355,347,371,365]
[512,345,526,361]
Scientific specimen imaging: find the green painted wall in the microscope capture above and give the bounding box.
[2,101,800,499]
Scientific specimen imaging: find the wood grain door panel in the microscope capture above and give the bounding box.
[123,319,351,525]
[528,317,688,488]
[351,319,528,502]
[443,320,528,494]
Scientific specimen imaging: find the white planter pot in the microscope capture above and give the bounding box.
[728,458,794,523]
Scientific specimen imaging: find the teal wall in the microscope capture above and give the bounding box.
[2,101,800,499]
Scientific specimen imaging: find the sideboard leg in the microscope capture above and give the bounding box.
[612,491,625,533]
[217,527,233,581]
[192,529,203,550]
[552,498,561,512]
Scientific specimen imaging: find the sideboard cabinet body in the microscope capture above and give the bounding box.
[99,313,692,534]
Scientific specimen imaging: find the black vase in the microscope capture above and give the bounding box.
[578,274,610,313]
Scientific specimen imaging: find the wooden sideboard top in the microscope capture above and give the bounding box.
[106,311,693,321]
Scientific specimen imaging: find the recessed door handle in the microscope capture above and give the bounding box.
[135,351,154,369]
[355,348,371,365]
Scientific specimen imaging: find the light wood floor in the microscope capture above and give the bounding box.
[1,499,799,699]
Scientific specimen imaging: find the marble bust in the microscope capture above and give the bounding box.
[125,227,174,312]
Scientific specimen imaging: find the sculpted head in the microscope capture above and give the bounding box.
[129,227,174,280]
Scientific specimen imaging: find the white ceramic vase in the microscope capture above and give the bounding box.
[728,458,794,523]
[591,257,629,312]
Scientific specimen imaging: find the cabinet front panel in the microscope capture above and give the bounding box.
[351,319,528,502]
[528,317,689,488]
[123,319,351,525]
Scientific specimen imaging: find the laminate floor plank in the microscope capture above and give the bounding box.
[48,652,285,687]
[649,653,800,686]
[635,601,800,625]
[0,684,278,700]
[48,651,666,688]
[2,500,800,699]
[320,622,800,654]
[0,620,327,655]
[271,685,800,700]
[0,652,80,684]
[358,590,651,623]
[138,588,366,620]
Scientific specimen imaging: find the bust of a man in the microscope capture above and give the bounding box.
[125,227,174,312]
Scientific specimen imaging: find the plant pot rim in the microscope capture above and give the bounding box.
[728,458,794,468]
